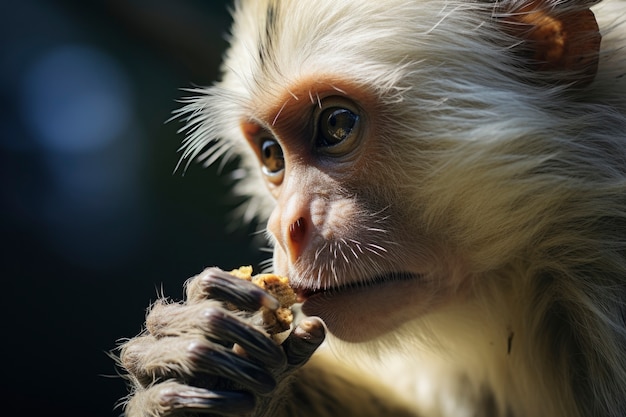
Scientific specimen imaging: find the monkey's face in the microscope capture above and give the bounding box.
[240,78,457,342]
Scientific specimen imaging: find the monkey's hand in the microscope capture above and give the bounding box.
[119,267,325,417]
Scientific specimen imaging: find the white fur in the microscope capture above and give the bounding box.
[179,1,626,416]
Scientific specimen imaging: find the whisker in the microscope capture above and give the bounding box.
[272,98,290,126]
[366,227,389,234]
[349,239,365,254]
[330,84,347,95]
[258,258,274,273]
[368,243,388,253]
[339,238,356,261]
[338,243,350,264]
[287,89,299,100]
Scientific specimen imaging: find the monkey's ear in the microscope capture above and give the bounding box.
[500,0,602,86]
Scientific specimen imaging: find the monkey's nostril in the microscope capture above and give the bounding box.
[289,217,307,244]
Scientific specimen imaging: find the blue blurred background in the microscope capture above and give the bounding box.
[0,1,266,415]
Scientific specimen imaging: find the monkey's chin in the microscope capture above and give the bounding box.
[298,273,431,343]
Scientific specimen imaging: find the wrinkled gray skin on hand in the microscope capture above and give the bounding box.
[119,267,325,417]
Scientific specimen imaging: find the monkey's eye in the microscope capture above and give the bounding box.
[259,137,285,177]
[312,96,365,158]
[315,103,361,154]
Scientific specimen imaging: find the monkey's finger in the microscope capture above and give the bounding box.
[190,339,277,394]
[126,380,255,417]
[144,299,189,338]
[282,316,326,368]
[120,334,157,388]
[145,300,284,366]
[152,301,285,366]
[186,267,279,311]
[124,335,276,394]
[197,305,286,368]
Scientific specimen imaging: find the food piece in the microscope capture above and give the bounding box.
[230,266,296,334]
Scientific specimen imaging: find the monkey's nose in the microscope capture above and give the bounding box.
[278,213,310,264]
[267,198,312,265]
[288,217,307,261]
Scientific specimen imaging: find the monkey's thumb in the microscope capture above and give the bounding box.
[282,317,325,368]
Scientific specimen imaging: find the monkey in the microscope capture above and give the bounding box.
[117,0,626,416]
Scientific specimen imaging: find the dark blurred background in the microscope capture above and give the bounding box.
[0,1,267,415]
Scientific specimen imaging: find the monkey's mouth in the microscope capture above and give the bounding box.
[293,272,425,342]
[294,287,325,303]
[292,272,419,303]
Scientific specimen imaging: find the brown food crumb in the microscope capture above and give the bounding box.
[230,266,296,334]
